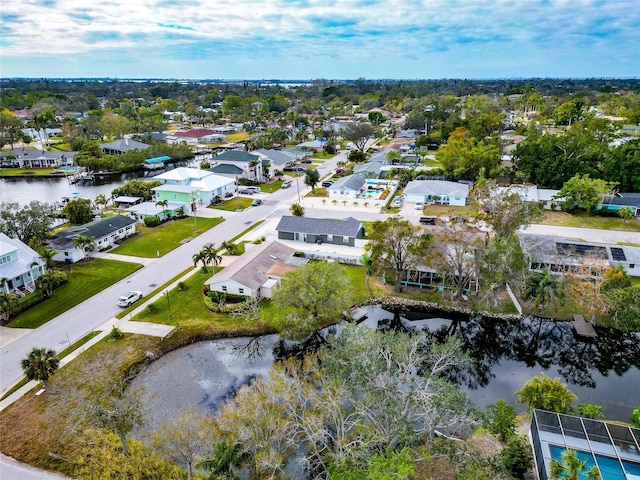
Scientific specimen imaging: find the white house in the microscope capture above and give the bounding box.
[253,149,297,177]
[403,180,470,206]
[0,233,47,297]
[47,215,137,263]
[152,167,236,207]
[209,151,264,181]
[327,175,367,199]
[205,241,300,299]
[495,185,562,210]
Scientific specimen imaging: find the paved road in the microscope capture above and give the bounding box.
[0,453,69,480]
[0,151,347,395]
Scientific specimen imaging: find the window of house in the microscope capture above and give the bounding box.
[0,254,11,264]
[173,193,177,200]
[64,252,69,257]
[222,286,227,292]
[239,288,244,294]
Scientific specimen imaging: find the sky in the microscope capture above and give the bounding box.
[1,0,639,80]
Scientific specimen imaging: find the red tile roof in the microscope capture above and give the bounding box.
[174,128,215,138]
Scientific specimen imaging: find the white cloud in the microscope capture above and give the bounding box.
[1,0,638,77]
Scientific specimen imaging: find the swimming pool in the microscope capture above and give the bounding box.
[549,445,639,480]
[56,166,82,173]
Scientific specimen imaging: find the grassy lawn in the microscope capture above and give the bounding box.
[0,168,58,175]
[134,269,222,326]
[208,197,253,211]
[260,180,284,193]
[422,204,479,218]
[226,132,250,142]
[8,259,143,329]
[110,216,224,257]
[312,152,336,160]
[305,187,328,197]
[539,211,640,232]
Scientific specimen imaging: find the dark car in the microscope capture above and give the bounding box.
[300,158,313,164]
[449,216,469,223]
[419,216,438,225]
[321,180,334,187]
[224,191,234,198]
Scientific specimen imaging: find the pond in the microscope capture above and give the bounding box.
[129,306,640,437]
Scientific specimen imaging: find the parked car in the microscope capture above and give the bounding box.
[284,167,305,173]
[321,180,334,187]
[238,188,254,194]
[419,216,438,225]
[281,180,292,188]
[392,197,402,208]
[251,199,263,206]
[117,291,143,308]
[300,158,313,164]
[224,191,234,198]
[415,201,424,210]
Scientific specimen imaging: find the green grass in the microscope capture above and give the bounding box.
[0,168,58,175]
[305,188,328,197]
[227,132,250,142]
[110,216,224,257]
[312,152,336,159]
[229,219,265,243]
[134,269,221,326]
[209,197,253,211]
[539,210,640,232]
[260,180,283,193]
[8,259,143,329]
[115,266,195,319]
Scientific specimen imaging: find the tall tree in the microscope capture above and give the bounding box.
[304,168,320,193]
[273,261,353,341]
[155,199,169,220]
[343,122,374,152]
[72,234,96,259]
[20,347,60,385]
[62,198,93,224]
[435,127,500,181]
[367,217,434,293]
[32,107,56,148]
[523,268,565,314]
[0,201,55,247]
[554,174,616,214]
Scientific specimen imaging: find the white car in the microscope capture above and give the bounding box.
[415,201,424,210]
[392,197,402,208]
[281,180,291,188]
[117,291,143,308]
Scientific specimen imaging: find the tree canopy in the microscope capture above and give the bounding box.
[0,201,55,247]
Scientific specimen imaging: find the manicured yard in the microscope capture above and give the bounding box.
[226,132,250,142]
[260,180,284,193]
[0,168,58,175]
[539,210,640,232]
[305,187,328,197]
[8,259,143,329]
[110,216,224,257]
[209,197,253,211]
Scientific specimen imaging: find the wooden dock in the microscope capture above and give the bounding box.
[572,314,597,338]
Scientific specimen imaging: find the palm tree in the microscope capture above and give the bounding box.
[192,250,207,272]
[156,199,169,220]
[21,347,60,385]
[550,449,600,480]
[1,279,18,324]
[72,234,96,260]
[202,244,222,273]
[248,160,260,181]
[332,199,338,206]
[516,372,577,413]
[94,193,108,210]
[221,241,237,255]
[38,247,57,270]
[524,268,565,313]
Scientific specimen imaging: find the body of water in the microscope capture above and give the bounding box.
[130,307,640,434]
[0,159,201,206]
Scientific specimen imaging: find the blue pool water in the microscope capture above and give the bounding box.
[56,166,82,173]
[549,445,638,480]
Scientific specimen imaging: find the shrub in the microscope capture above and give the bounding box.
[578,403,604,419]
[632,408,640,428]
[499,435,533,480]
[144,216,161,227]
[109,326,124,339]
[11,290,45,316]
[177,281,186,291]
[147,303,157,313]
[486,399,517,442]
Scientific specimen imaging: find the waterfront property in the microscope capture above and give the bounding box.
[205,240,302,299]
[47,214,137,263]
[99,138,149,155]
[0,148,76,168]
[151,167,236,212]
[276,215,365,247]
[600,192,640,217]
[0,233,47,297]
[519,234,640,277]
[529,409,640,480]
[403,180,470,206]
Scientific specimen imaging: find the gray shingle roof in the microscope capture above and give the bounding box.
[99,138,149,152]
[214,150,260,163]
[206,240,296,291]
[328,174,366,192]
[47,215,136,250]
[210,164,244,175]
[276,216,363,237]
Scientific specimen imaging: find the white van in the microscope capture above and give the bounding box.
[346,142,354,150]
[415,201,424,210]
[246,186,260,194]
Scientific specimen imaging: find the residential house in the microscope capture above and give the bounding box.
[174,129,227,143]
[403,180,470,206]
[141,167,235,216]
[210,150,264,181]
[495,185,562,210]
[276,216,364,247]
[519,234,640,277]
[529,409,640,480]
[353,151,391,179]
[21,128,62,140]
[47,215,137,263]
[599,192,640,217]
[0,148,76,168]
[99,138,149,155]
[327,174,367,199]
[296,140,325,152]
[0,233,47,297]
[205,241,301,299]
[253,149,298,176]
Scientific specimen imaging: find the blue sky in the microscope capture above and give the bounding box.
[1,0,638,79]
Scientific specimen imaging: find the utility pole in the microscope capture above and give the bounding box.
[165,290,172,321]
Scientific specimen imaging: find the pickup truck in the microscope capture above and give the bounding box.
[419,216,438,225]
